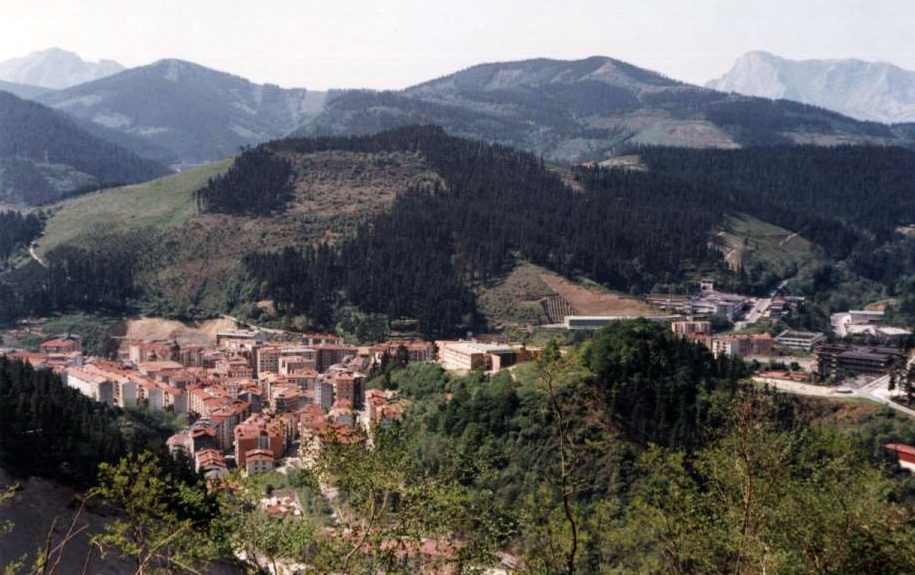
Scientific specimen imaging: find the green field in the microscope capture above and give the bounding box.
[717,213,822,274]
[37,160,233,257]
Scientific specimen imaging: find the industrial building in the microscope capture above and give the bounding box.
[816,344,906,378]
[774,330,826,351]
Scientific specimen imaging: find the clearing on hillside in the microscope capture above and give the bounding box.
[715,213,821,274]
[477,262,662,328]
[539,273,661,317]
[37,159,233,257]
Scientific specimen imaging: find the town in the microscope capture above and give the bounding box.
[4,277,912,484]
[1,326,548,480]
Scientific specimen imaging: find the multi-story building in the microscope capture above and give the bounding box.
[671,321,712,336]
[315,379,335,410]
[710,334,773,358]
[234,413,284,469]
[315,345,358,373]
[216,330,267,351]
[369,341,436,363]
[302,333,344,347]
[816,344,906,378]
[244,449,275,475]
[331,372,365,411]
[774,330,826,351]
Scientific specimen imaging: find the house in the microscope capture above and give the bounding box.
[244,449,275,475]
[40,336,81,354]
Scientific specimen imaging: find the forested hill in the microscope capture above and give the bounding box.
[0,90,171,205]
[295,56,907,162]
[640,146,915,257]
[7,126,915,337]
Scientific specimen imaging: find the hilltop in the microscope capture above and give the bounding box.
[35,59,327,167]
[0,47,123,90]
[708,51,915,123]
[296,56,908,162]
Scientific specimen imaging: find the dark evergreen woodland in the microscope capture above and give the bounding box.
[0,210,42,260]
[241,127,726,336]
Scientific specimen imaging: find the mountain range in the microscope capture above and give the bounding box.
[0,48,123,90]
[707,51,915,124]
[2,48,914,172]
[295,56,910,161]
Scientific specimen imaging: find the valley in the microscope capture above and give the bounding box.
[2,35,915,575]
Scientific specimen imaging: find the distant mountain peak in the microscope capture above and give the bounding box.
[34,58,323,166]
[0,48,124,90]
[707,51,915,123]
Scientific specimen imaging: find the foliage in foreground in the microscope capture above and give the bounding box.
[6,323,915,574]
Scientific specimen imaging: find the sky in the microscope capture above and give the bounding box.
[1,0,914,90]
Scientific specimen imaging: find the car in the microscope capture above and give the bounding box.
[834,387,854,394]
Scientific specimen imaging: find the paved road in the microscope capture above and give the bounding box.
[743,297,772,324]
[756,365,915,420]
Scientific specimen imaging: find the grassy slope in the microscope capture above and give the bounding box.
[716,213,821,274]
[37,160,233,257]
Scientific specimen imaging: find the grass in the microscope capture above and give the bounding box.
[716,213,821,274]
[37,160,233,256]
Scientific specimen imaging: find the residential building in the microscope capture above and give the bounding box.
[315,345,358,373]
[671,321,711,336]
[244,449,275,475]
[234,413,284,469]
[710,334,773,358]
[369,341,436,363]
[885,444,915,472]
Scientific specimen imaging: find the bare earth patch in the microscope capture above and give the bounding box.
[539,273,661,317]
[113,316,236,345]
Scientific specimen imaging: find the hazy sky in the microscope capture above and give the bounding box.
[1,0,914,90]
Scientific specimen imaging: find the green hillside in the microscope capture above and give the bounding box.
[37,160,232,257]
